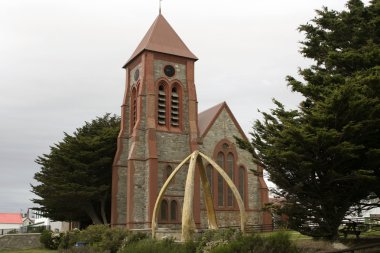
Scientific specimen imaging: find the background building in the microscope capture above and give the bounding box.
[0,213,23,234]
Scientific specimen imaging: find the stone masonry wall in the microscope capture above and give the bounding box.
[0,234,42,250]
[152,59,189,229]
[199,108,263,226]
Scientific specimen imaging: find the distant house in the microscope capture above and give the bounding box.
[22,217,33,227]
[0,213,23,230]
[29,209,77,232]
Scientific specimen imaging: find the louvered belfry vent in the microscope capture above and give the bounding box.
[171,86,179,127]
[158,84,166,125]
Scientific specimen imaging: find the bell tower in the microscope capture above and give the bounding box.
[111,14,199,228]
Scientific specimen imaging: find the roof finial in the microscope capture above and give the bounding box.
[159,0,162,14]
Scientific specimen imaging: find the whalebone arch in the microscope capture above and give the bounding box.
[152,150,247,242]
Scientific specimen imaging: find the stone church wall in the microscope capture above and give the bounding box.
[199,108,262,226]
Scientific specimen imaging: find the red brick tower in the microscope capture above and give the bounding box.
[111,14,200,228]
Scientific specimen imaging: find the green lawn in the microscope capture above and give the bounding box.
[361,226,380,237]
[0,249,56,253]
[259,228,380,240]
[258,230,312,240]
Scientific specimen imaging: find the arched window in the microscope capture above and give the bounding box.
[213,141,238,209]
[170,200,178,221]
[227,153,234,207]
[160,199,168,221]
[157,81,182,129]
[163,165,173,184]
[131,88,137,127]
[239,166,245,202]
[171,85,179,127]
[206,164,213,195]
[217,152,225,207]
[157,83,167,125]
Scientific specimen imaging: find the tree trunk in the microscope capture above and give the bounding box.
[83,202,103,224]
[100,195,108,224]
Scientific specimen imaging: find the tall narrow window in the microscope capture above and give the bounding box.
[217,152,225,207]
[158,84,166,125]
[170,200,178,221]
[160,199,168,221]
[227,153,234,207]
[163,166,173,184]
[131,88,137,127]
[171,86,179,127]
[206,164,213,195]
[239,166,245,202]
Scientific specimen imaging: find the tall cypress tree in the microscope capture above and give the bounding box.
[238,0,380,239]
[31,114,120,225]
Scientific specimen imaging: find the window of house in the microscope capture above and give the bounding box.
[227,153,234,207]
[159,198,179,223]
[170,200,178,221]
[171,85,179,127]
[217,152,225,207]
[213,141,243,209]
[239,166,245,202]
[131,87,137,127]
[157,81,182,129]
[158,83,167,125]
[163,165,173,184]
[160,199,168,221]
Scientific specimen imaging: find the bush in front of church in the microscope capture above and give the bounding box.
[118,237,195,253]
[117,229,299,253]
[40,230,62,250]
[55,225,129,253]
[207,232,299,253]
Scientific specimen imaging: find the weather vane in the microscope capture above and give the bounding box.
[159,0,162,14]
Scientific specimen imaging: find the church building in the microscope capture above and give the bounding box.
[111,13,271,230]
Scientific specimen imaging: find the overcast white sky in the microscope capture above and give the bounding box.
[0,0,368,213]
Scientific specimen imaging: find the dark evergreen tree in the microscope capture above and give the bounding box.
[31,114,120,225]
[238,0,380,239]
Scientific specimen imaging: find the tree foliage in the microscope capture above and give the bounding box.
[31,114,120,225]
[238,0,380,239]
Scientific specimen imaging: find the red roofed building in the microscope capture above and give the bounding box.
[0,213,23,230]
[111,14,271,230]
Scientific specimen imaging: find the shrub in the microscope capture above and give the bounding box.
[208,244,234,253]
[261,232,299,253]
[196,228,241,253]
[59,229,80,249]
[96,227,129,253]
[56,225,130,253]
[77,225,129,253]
[204,231,299,253]
[119,238,194,253]
[40,230,61,250]
[183,240,198,253]
[123,231,148,245]
[79,225,109,245]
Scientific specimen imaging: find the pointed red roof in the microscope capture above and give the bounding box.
[0,213,23,224]
[198,102,225,137]
[125,14,198,67]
